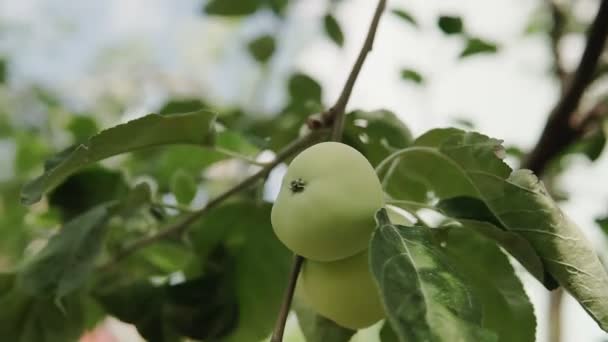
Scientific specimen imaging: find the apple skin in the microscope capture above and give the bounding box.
[271,142,384,261]
[299,249,384,330]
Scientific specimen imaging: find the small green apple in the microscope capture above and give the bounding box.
[271,142,384,261]
[299,249,384,329]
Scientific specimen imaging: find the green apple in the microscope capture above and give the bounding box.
[271,142,384,261]
[299,249,384,329]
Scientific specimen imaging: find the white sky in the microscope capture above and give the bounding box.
[1,0,607,341]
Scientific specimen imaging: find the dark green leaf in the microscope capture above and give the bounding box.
[189,202,292,341]
[0,280,87,342]
[400,69,424,84]
[204,0,261,16]
[391,9,417,27]
[567,120,607,161]
[460,38,498,58]
[288,73,322,107]
[96,247,237,341]
[0,58,6,84]
[370,209,496,341]
[21,110,217,205]
[324,14,344,47]
[248,34,276,63]
[159,98,208,115]
[49,167,128,220]
[294,300,356,342]
[171,169,197,205]
[439,227,536,342]
[437,15,463,35]
[597,216,608,236]
[379,322,400,342]
[18,204,111,300]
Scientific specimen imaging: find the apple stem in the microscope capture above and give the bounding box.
[270,255,304,342]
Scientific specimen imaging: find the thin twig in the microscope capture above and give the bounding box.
[99,130,326,271]
[270,255,304,342]
[329,0,387,141]
[524,0,608,174]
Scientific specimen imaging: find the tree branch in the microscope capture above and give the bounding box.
[270,255,304,342]
[99,130,327,271]
[328,0,387,141]
[524,0,608,174]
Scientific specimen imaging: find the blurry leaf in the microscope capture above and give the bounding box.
[379,322,399,342]
[0,58,6,84]
[381,128,608,330]
[567,120,607,161]
[189,202,292,341]
[49,167,128,220]
[21,110,217,205]
[204,0,261,16]
[343,110,425,202]
[596,216,608,236]
[460,38,498,58]
[67,116,98,143]
[400,69,424,84]
[370,209,496,341]
[439,227,536,341]
[288,73,322,108]
[96,248,237,341]
[159,98,208,115]
[268,0,288,15]
[171,169,197,205]
[452,117,475,129]
[18,204,111,301]
[324,14,344,47]
[294,300,355,342]
[437,15,463,35]
[0,277,87,342]
[248,35,276,63]
[391,9,417,27]
[15,132,51,176]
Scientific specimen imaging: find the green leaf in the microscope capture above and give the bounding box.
[49,167,128,220]
[460,38,498,58]
[294,300,356,342]
[204,0,261,16]
[596,215,608,236]
[437,15,463,35]
[96,247,237,341]
[379,322,399,342]
[324,14,344,47]
[439,226,536,341]
[21,110,217,205]
[67,116,98,143]
[288,73,322,107]
[248,34,276,63]
[391,9,417,27]
[400,69,424,84]
[0,58,6,84]
[343,110,425,202]
[0,279,87,342]
[381,128,608,331]
[567,120,607,161]
[171,169,197,205]
[159,98,208,115]
[370,209,496,341]
[18,205,111,301]
[189,202,292,341]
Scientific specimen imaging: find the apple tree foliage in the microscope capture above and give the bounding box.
[0,0,608,341]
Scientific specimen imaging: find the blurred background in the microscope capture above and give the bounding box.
[0,0,607,341]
